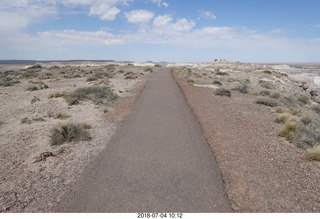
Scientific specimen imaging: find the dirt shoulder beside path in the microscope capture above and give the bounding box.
[174,73,320,212]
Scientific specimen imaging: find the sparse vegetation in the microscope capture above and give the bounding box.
[235,83,248,94]
[275,113,291,124]
[64,86,118,106]
[298,95,309,105]
[48,92,64,99]
[278,119,299,140]
[303,145,320,161]
[143,67,153,72]
[47,111,70,120]
[311,105,320,114]
[187,79,194,84]
[31,96,40,104]
[270,92,281,99]
[255,98,280,107]
[260,90,271,96]
[50,123,92,146]
[215,88,231,97]
[213,80,222,86]
[259,80,276,90]
[124,72,140,80]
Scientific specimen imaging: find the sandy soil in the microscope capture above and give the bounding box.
[173,63,320,212]
[0,63,155,212]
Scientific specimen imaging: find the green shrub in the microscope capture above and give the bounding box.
[255,98,280,107]
[278,120,299,140]
[65,86,118,106]
[50,123,92,146]
[215,88,231,97]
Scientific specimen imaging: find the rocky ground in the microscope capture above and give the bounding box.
[173,62,320,212]
[0,62,156,212]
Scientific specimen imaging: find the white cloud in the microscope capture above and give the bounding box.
[89,4,121,20]
[39,29,124,45]
[150,0,169,8]
[153,14,172,26]
[199,10,216,20]
[125,10,154,25]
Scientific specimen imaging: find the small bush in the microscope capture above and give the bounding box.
[263,70,272,74]
[300,113,312,125]
[187,79,194,84]
[26,86,39,91]
[292,120,320,149]
[48,92,64,99]
[144,67,153,72]
[298,95,309,105]
[65,86,118,106]
[311,105,320,114]
[275,113,291,124]
[64,93,78,106]
[303,145,320,161]
[215,88,231,97]
[270,92,281,99]
[0,81,14,87]
[27,64,42,69]
[255,98,280,107]
[259,80,276,90]
[50,123,92,146]
[125,72,139,80]
[216,72,229,76]
[48,111,70,120]
[212,80,222,86]
[260,90,271,96]
[31,96,40,104]
[235,83,248,94]
[278,120,299,140]
[21,117,32,124]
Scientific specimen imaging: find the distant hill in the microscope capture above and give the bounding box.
[0,60,115,65]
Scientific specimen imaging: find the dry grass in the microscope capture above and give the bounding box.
[215,88,231,97]
[64,86,118,106]
[50,123,92,146]
[255,98,280,107]
[303,145,320,161]
[278,119,299,141]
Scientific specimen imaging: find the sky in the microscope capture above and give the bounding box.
[0,0,320,63]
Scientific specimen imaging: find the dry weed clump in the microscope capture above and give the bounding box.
[64,86,118,106]
[50,123,92,146]
[259,80,276,90]
[275,113,291,124]
[212,80,222,86]
[255,98,280,107]
[215,88,232,97]
[260,90,271,96]
[278,119,299,140]
[303,145,320,161]
[47,111,70,120]
[124,72,140,80]
[234,83,248,94]
[48,92,64,99]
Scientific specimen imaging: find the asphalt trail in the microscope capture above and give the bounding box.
[57,68,232,212]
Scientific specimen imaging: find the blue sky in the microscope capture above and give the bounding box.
[0,0,320,62]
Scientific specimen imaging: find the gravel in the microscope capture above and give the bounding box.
[175,74,320,212]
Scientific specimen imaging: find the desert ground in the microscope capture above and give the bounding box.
[1,61,320,212]
[173,62,320,212]
[0,62,156,212]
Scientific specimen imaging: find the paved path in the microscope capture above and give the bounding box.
[57,68,232,212]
